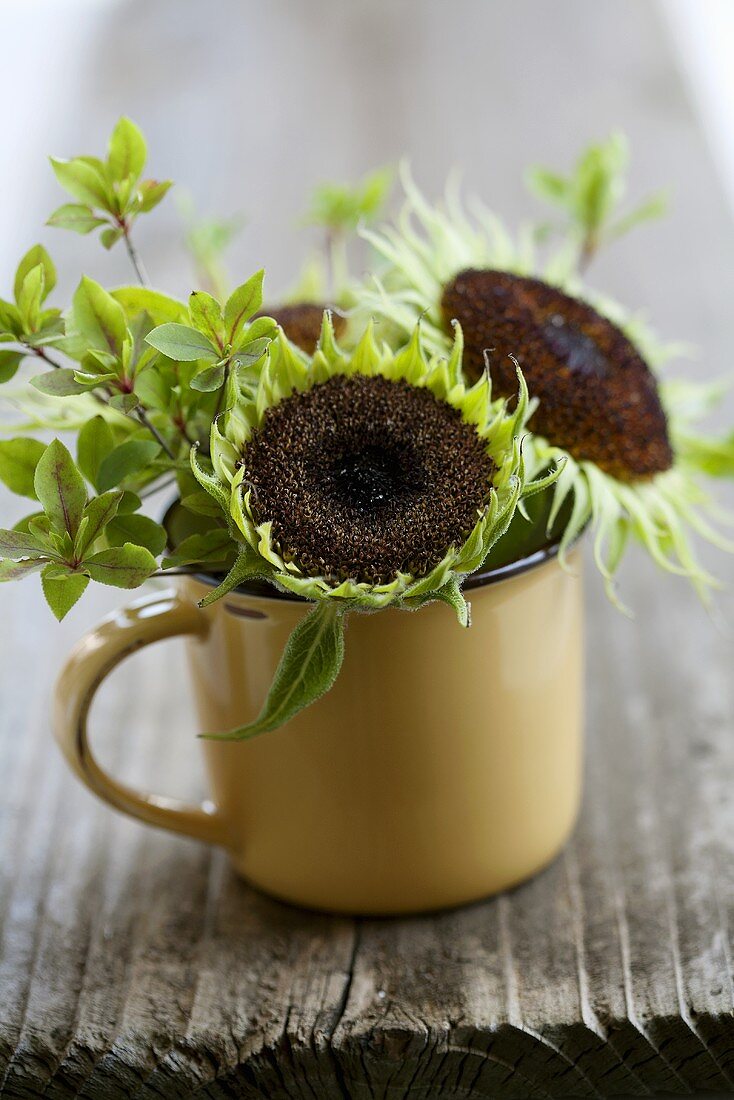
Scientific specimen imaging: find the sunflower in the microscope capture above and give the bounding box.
[254,302,347,353]
[192,314,559,738]
[356,169,734,605]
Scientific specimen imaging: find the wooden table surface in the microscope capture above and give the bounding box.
[1,2,734,1097]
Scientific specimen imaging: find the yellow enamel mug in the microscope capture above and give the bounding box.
[53,545,584,915]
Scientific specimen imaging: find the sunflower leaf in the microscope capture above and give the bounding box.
[203,602,345,740]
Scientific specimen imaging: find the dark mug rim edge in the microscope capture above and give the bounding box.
[188,528,576,603]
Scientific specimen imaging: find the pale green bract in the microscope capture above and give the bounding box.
[354,166,734,607]
[192,314,562,739]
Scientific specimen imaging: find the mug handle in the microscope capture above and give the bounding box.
[53,588,227,847]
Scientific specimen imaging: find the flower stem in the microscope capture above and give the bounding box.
[32,347,66,371]
[135,407,176,459]
[578,232,598,275]
[122,226,149,286]
[30,337,185,470]
[32,346,109,409]
[140,475,178,500]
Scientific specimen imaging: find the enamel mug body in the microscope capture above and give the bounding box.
[54,548,584,915]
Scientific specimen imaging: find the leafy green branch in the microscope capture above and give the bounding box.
[145,268,275,412]
[0,119,286,620]
[0,439,160,619]
[47,117,171,284]
[303,166,393,299]
[526,132,666,272]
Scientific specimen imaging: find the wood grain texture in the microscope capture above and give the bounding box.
[1,1,734,1097]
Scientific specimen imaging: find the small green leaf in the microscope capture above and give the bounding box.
[100,226,123,250]
[190,362,225,392]
[30,368,88,396]
[162,528,233,568]
[107,117,146,183]
[305,168,392,231]
[84,542,157,588]
[96,438,161,491]
[72,275,128,357]
[76,490,123,556]
[231,336,271,368]
[118,490,142,514]
[47,203,108,234]
[525,168,569,206]
[0,350,23,383]
[106,513,167,555]
[17,265,45,332]
[146,322,219,362]
[77,415,115,487]
[608,191,668,240]
[204,603,345,739]
[112,287,187,326]
[225,270,264,348]
[243,315,277,343]
[136,179,172,213]
[0,437,47,499]
[180,491,223,518]
[0,298,21,337]
[12,511,45,535]
[50,156,110,209]
[14,245,56,303]
[41,565,89,620]
[189,291,224,348]
[34,439,87,537]
[108,392,140,412]
[0,558,47,581]
[0,528,50,558]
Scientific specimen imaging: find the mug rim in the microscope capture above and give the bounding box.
[190,528,571,604]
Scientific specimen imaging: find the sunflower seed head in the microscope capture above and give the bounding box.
[441,269,673,481]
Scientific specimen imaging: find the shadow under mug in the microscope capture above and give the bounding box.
[53,544,584,915]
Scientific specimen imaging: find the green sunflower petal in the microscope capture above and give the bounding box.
[197,547,268,609]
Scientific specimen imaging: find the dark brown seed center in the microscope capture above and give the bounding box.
[243,373,494,585]
[329,444,419,512]
[440,269,674,481]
